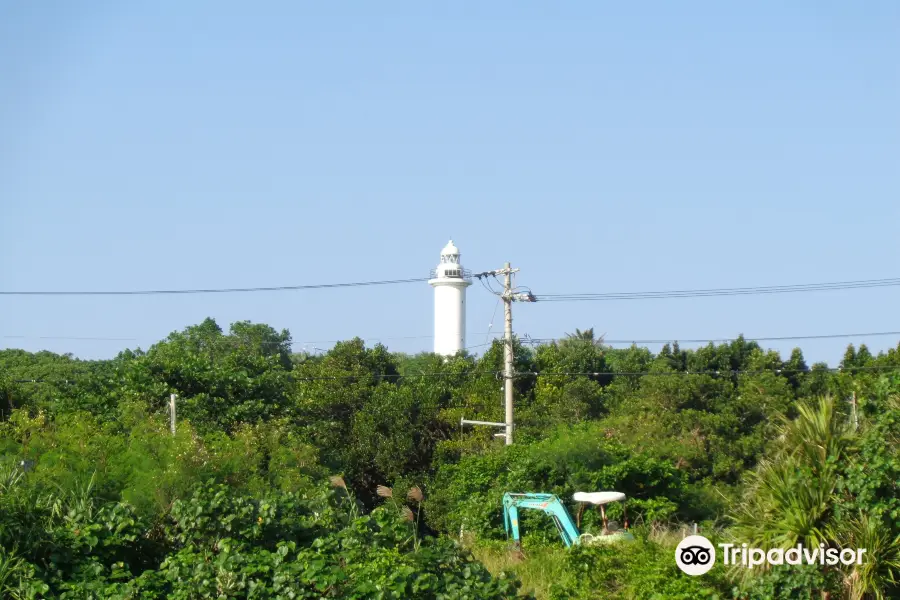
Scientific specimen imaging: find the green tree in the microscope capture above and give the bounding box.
[119,319,294,432]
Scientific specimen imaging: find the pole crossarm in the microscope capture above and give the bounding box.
[460,419,508,428]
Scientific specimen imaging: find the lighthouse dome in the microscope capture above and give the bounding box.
[430,240,472,281]
[441,240,460,256]
[437,240,463,269]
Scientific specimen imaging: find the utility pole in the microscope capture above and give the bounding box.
[502,262,515,445]
[460,263,535,445]
[850,390,859,431]
[169,393,177,435]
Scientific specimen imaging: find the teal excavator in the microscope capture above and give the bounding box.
[502,491,635,550]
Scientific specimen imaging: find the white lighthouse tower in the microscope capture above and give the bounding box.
[429,240,473,356]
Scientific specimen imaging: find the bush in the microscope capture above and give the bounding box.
[428,423,688,541]
[547,538,727,600]
[0,464,527,599]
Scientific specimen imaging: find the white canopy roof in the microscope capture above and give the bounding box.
[573,491,626,505]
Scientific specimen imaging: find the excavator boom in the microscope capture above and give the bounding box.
[502,493,582,548]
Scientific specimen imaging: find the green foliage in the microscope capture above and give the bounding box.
[0,461,525,599]
[291,339,403,482]
[4,322,900,598]
[428,423,688,541]
[120,318,295,433]
[0,349,121,417]
[731,397,854,549]
[829,513,900,600]
[517,378,605,438]
[734,563,843,600]
[546,537,727,599]
[0,545,50,599]
[841,396,900,524]
[0,405,325,517]
[730,394,900,599]
[165,482,336,549]
[349,382,449,490]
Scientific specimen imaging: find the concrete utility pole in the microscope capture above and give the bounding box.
[502,263,515,445]
[460,262,535,445]
[169,393,177,435]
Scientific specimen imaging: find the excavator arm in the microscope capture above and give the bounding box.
[502,493,582,548]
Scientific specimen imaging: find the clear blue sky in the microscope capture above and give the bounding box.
[2,1,899,365]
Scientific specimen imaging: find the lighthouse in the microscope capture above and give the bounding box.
[429,240,473,356]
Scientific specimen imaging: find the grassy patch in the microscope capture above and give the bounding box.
[468,526,731,600]
[471,541,573,600]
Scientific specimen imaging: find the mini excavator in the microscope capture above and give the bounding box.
[502,491,635,550]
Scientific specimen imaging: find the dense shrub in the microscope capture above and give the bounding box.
[4,326,900,598]
[427,423,688,542]
[0,474,526,599]
[546,536,727,599]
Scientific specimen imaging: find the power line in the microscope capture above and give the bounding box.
[484,298,502,347]
[434,364,895,381]
[0,277,430,296]
[536,277,900,302]
[525,331,900,346]
[2,335,141,342]
[509,365,900,378]
[12,363,900,386]
[5,330,899,350]
[1,332,501,346]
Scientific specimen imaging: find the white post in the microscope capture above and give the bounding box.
[169,393,177,435]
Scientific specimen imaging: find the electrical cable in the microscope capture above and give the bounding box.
[1,332,497,346]
[5,330,900,349]
[12,363,900,386]
[526,330,900,345]
[479,275,503,297]
[0,277,431,296]
[536,277,900,302]
[484,298,502,347]
[1,335,141,341]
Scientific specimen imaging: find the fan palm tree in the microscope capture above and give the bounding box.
[830,513,900,600]
[775,395,855,472]
[729,397,855,586]
[560,328,604,348]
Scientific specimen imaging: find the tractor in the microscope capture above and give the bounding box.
[502,491,635,550]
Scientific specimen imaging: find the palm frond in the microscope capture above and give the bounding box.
[829,513,900,600]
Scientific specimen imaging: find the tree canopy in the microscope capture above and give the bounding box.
[1,318,898,599]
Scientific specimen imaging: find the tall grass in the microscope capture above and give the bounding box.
[470,541,572,600]
[468,523,720,599]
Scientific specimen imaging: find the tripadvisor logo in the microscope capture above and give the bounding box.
[675,535,868,576]
[675,535,716,576]
[720,543,867,569]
